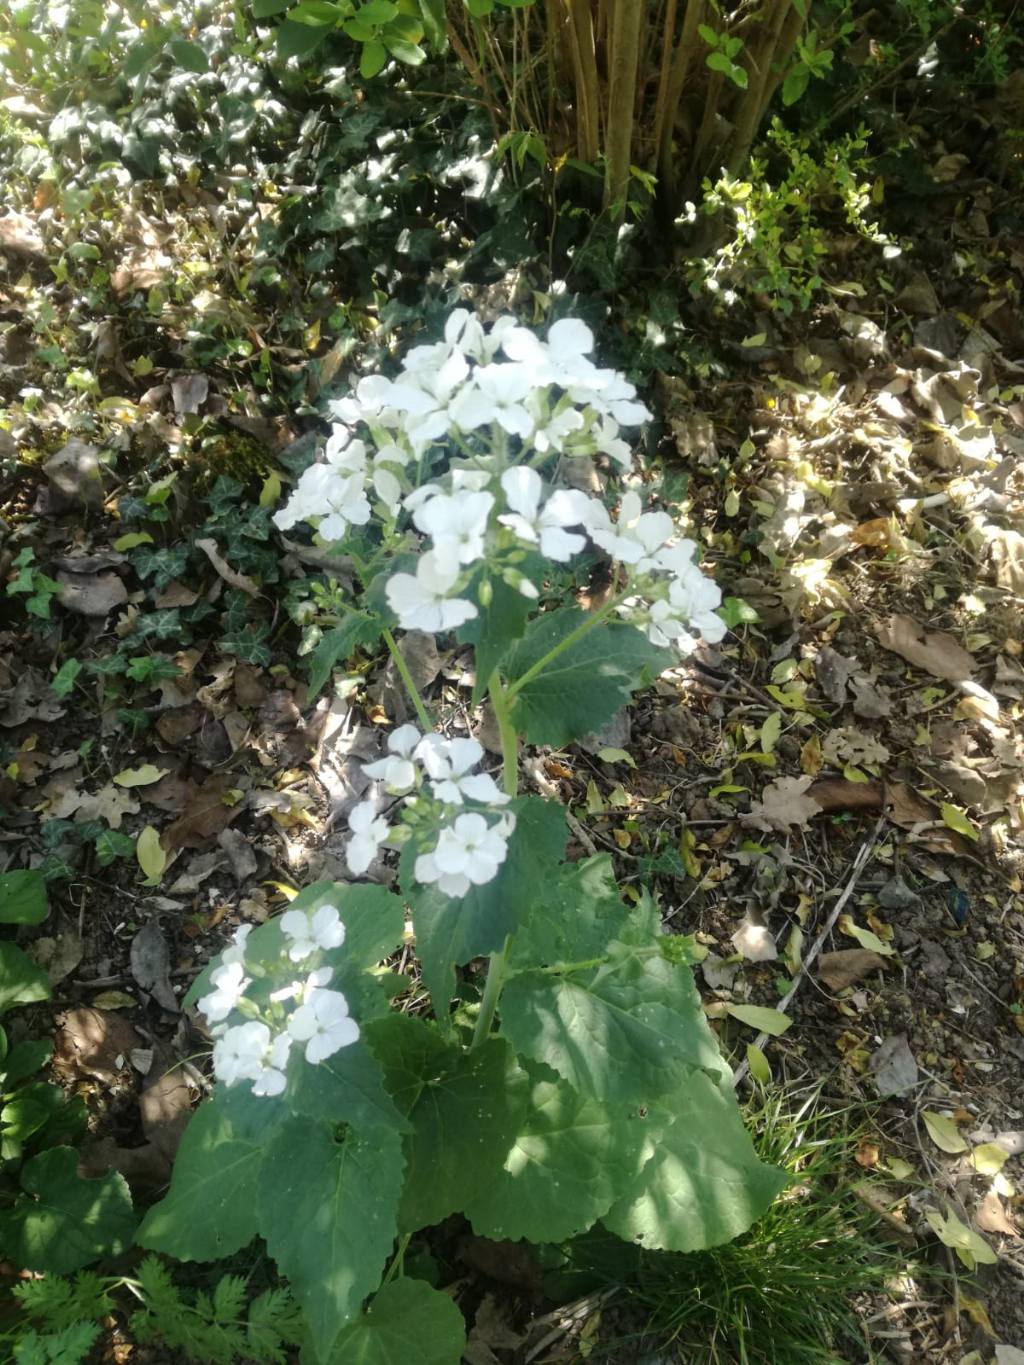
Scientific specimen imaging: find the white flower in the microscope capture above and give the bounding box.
[414,812,511,897]
[419,735,509,806]
[363,723,422,791]
[346,801,391,875]
[591,414,634,469]
[221,924,253,968]
[628,562,725,651]
[287,987,360,1064]
[274,461,371,542]
[280,904,347,961]
[586,491,674,566]
[391,349,470,446]
[498,466,590,562]
[373,465,402,512]
[212,1020,272,1087]
[570,367,652,426]
[385,549,478,633]
[449,362,534,438]
[198,961,251,1024]
[413,491,494,566]
[530,399,585,454]
[252,1033,292,1097]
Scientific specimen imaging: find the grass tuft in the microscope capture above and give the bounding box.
[553,1087,916,1364]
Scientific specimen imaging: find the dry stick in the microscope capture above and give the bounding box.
[732,815,885,1089]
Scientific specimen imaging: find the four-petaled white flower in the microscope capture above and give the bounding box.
[417,735,510,806]
[281,904,347,962]
[252,1032,293,1097]
[210,1021,286,1092]
[498,466,591,562]
[385,549,478,633]
[287,988,360,1064]
[363,724,422,791]
[198,961,251,1024]
[413,491,494,566]
[414,812,512,898]
[586,490,674,566]
[449,362,535,438]
[346,801,391,875]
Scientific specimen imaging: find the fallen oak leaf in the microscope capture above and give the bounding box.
[876,614,974,682]
[743,775,820,831]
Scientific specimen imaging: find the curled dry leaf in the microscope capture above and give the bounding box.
[809,777,884,812]
[876,614,974,682]
[162,772,245,850]
[731,915,778,962]
[194,538,260,596]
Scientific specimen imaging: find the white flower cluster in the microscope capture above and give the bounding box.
[197,908,358,1098]
[275,307,726,658]
[345,725,514,898]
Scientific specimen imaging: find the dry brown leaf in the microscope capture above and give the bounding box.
[731,914,778,962]
[744,775,820,832]
[54,1008,142,1084]
[809,777,884,812]
[156,703,204,747]
[56,570,128,617]
[819,948,887,991]
[163,772,245,850]
[822,727,890,767]
[975,1191,1019,1237]
[72,784,141,829]
[875,614,974,682]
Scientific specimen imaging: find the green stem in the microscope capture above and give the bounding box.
[505,592,630,700]
[381,1233,412,1287]
[382,628,433,731]
[471,671,520,1049]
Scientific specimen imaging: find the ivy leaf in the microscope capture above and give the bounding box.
[504,611,671,747]
[501,936,729,1106]
[330,1277,466,1365]
[51,658,83,697]
[401,798,566,1013]
[465,1067,653,1242]
[258,1117,404,1360]
[137,1089,280,1261]
[0,1148,135,1273]
[602,1069,788,1251]
[0,942,51,1011]
[0,870,48,925]
[367,1016,526,1233]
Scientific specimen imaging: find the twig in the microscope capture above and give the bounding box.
[526,756,598,855]
[732,816,885,1088]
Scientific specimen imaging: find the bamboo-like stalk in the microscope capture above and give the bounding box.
[568,0,602,162]
[603,0,645,213]
[724,0,800,176]
[654,0,705,193]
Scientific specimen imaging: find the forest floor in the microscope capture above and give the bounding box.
[2,37,1024,1365]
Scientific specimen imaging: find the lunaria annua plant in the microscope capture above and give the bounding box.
[138,310,785,1365]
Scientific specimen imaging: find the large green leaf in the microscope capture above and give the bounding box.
[0,1147,135,1273]
[259,1117,403,1361]
[367,1016,526,1233]
[0,870,48,925]
[603,1069,788,1251]
[402,797,566,1014]
[456,557,541,701]
[137,1088,278,1261]
[509,854,630,972]
[465,1067,653,1242]
[288,1041,410,1135]
[503,611,671,746]
[328,1277,465,1365]
[0,942,51,1012]
[501,939,729,1105]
